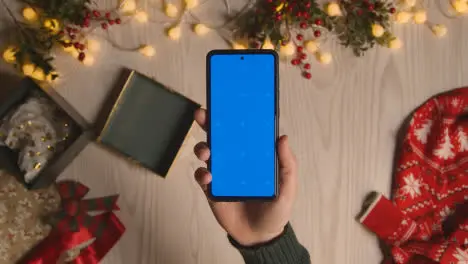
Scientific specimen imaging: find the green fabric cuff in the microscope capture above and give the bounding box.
[229,223,311,264]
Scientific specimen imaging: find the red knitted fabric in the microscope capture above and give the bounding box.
[359,88,468,263]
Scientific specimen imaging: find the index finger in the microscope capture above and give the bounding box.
[195,108,207,132]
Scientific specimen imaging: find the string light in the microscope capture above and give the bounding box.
[86,39,100,52]
[167,25,182,40]
[262,37,275,50]
[2,46,17,64]
[279,42,295,56]
[371,24,385,38]
[452,0,468,13]
[139,45,156,57]
[165,3,179,18]
[135,11,149,23]
[193,24,210,36]
[413,10,427,24]
[22,7,38,22]
[395,11,412,23]
[120,0,137,13]
[43,19,60,34]
[185,0,198,9]
[304,40,319,53]
[82,55,95,66]
[388,37,403,49]
[325,2,342,17]
[31,68,46,81]
[402,0,417,9]
[316,51,332,65]
[22,63,35,76]
[431,24,447,37]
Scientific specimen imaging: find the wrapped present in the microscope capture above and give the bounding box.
[358,88,468,263]
[0,173,125,263]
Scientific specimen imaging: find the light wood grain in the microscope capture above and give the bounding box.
[2,0,468,263]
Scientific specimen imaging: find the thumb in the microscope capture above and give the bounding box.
[277,135,297,200]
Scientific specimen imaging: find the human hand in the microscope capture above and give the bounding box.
[193,108,298,247]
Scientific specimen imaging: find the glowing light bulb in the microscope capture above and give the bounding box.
[371,24,385,38]
[82,55,95,66]
[31,68,46,81]
[326,2,342,17]
[413,10,427,24]
[232,42,247,50]
[262,38,275,50]
[2,46,18,64]
[431,24,447,37]
[452,0,468,13]
[167,25,182,40]
[279,42,295,56]
[22,7,38,22]
[193,24,210,36]
[86,39,100,52]
[120,0,137,13]
[165,4,179,18]
[395,11,412,24]
[304,40,319,53]
[185,0,198,9]
[139,45,155,57]
[316,52,332,64]
[388,37,403,49]
[43,19,60,34]
[135,11,148,23]
[402,0,417,8]
[22,63,35,76]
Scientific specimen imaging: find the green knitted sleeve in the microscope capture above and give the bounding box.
[229,223,311,264]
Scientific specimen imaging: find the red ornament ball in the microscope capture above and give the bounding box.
[304,63,311,70]
[390,7,396,13]
[74,43,81,49]
[300,53,307,60]
[368,4,375,11]
[93,10,101,18]
[305,2,311,8]
[297,46,304,53]
[300,22,308,29]
[314,30,321,38]
[78,52,86,61]
[296,34,304,41]
[275,13,282,20]
[303,12,310,19]
[101,23,108,29]
[109,20,115,25]
[116,18,122,24]
[304,72,312,79]
[314,19,323,26]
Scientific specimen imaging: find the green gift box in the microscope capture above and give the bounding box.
[95,70,201,177]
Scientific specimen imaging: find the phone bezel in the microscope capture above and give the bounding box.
[206,49,279,202]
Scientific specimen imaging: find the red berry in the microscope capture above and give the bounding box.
[93,10,101,17]
[291,59,299,65]
[74,43,81,49]
[315,19,323,26]
[300,53,307,60]
[275,14,282,20]
[390,7,396,13]
[116,18,122,24]
[304,72,312,79]
[297,46,303,53]
[78,52,86,61]
[287,6,293,12]
[109,20,115,25]
[296,11,303,17]
[105,12,111,19]
[300,22,307,29]
[101,23,108,29]
[368,4,374,11]
[314,30,321,37]
[296,34,304,41]
[304,63,311,69]
[305,2,311,8]
[303,13,310,19]
[63,42,72,48]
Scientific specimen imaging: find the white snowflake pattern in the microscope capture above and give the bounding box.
[440,206,453,221]
[434,128,455,160]
[454,247,468,263]
[452,98,461,107]
[394,253,405,263]
[414,119,432,144]
[401,173,423,199]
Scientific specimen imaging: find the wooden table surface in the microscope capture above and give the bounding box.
[1,0,468,263]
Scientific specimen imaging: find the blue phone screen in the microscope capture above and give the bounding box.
[209,52,276,198]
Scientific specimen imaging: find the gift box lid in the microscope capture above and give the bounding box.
[96,70,201,177]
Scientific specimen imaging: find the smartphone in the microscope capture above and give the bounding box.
[206,50,279,201]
